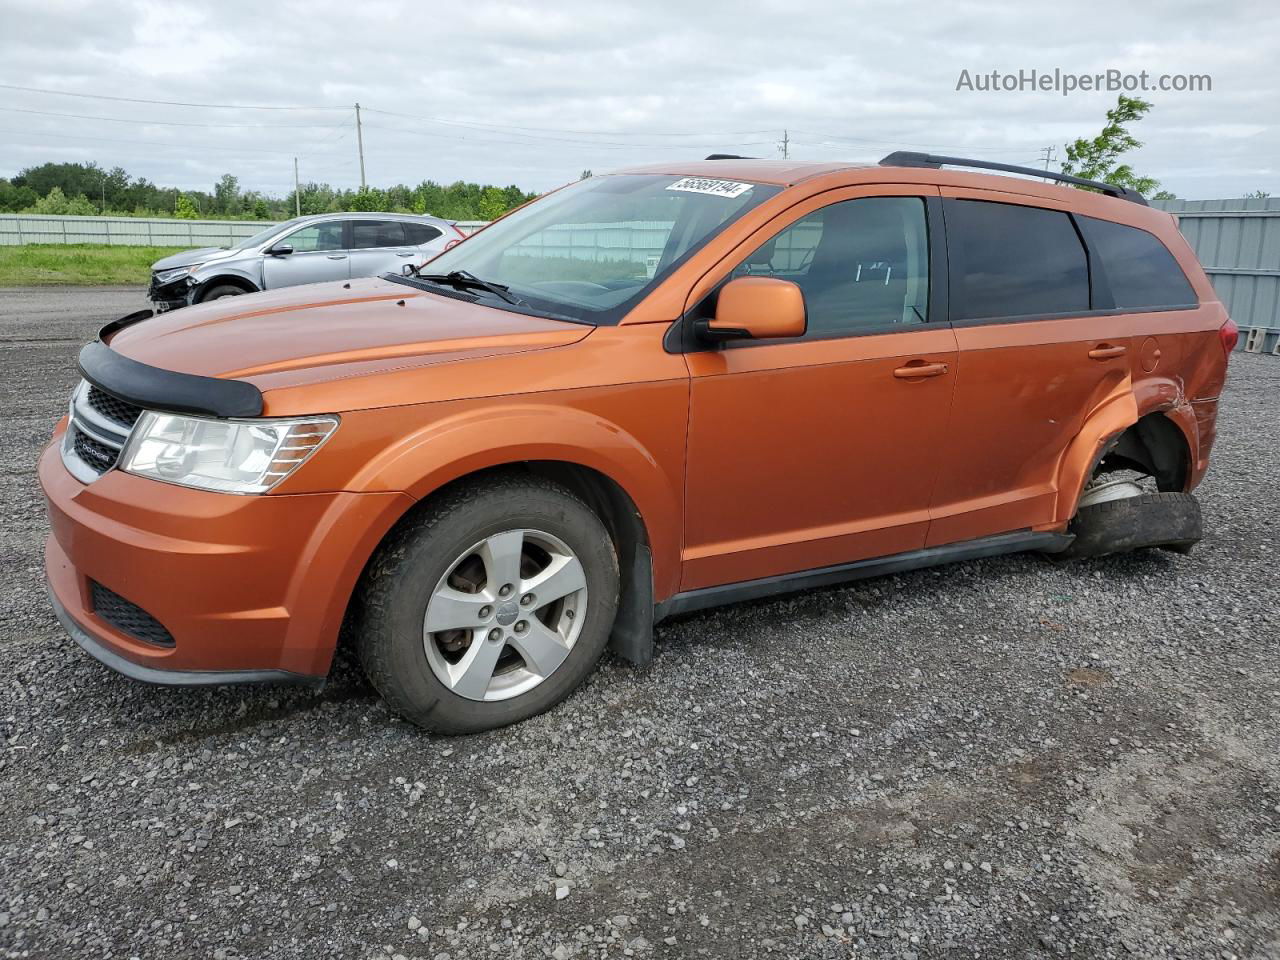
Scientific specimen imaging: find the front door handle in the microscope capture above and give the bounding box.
[395,252,415,257]
[1088,344,1127,360]
[893,361,950,379]
[326,254,348,260]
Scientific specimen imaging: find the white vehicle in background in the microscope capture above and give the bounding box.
[147,212,466,311]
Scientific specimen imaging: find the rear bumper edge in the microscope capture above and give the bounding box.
[48,586,324,688]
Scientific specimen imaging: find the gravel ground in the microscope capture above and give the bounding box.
[2,287,1278,960]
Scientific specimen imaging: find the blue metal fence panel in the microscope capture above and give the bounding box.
[1153,198,1280,351]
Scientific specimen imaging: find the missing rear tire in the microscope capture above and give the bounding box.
[1061,491,1202,560]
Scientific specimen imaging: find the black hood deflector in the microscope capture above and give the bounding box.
[77,311,264,418]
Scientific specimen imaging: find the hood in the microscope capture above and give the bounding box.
[151,246,241,271]
[106,276,592,398]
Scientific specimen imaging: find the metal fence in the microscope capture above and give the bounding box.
[0,214,278,247]
[1153,198,1280,354]
[0,215,493,246]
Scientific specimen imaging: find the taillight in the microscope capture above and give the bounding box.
[1219,317,1239,358]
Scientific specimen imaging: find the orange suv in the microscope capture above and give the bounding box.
[40,153,1236,732]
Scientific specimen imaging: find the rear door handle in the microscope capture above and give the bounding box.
[395,252,415,257]
[326,254,348,260]
[893,361,950,379]
[1088,344,1127,360]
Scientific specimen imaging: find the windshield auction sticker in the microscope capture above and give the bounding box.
[666,177,754,198]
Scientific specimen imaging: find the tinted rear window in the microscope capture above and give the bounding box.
[404,223,443,245]
[946,199,1089,320]
[1078,216,1197,309]
[351,220,406,249]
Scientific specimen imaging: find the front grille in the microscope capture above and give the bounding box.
[61,380,136,483]
[73,430,118,473]
[86,386,142,430]
[90,581,175,647]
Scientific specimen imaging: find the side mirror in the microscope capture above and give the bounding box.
[266,244,293,257]
[401,263,418,276]
[695,276,806,342]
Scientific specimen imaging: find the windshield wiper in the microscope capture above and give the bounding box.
[413,269,523,306]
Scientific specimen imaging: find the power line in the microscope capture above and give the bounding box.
[0,105,342,129]
[0,82,342,111]
[359,120,775,152]
[360,106,776,139]
[0,126,323,157]
[0,81,1048,157]
[791,130,1043,153]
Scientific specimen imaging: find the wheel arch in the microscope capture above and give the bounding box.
[191,274,259,302]
[1056,385,1197,522]
[340,459,661,670]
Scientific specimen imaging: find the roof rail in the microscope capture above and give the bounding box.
[704,153,754,161]
[879,151,1148,206]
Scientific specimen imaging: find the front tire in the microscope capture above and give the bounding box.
[355,474,619,733]
[201,284,247,302]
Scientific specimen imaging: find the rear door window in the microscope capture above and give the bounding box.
[1077,216,1197,309]
[945,199,1089,320]
[351,220,407,249]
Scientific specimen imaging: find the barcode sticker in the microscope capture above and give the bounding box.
[666,177,753,198]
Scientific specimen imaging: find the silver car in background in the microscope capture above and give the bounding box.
[147,212,465,310]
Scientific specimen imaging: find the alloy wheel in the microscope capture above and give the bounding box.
[422,528,588,701]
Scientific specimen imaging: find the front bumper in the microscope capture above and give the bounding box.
[39,437,413,684]
[147,274,191,311]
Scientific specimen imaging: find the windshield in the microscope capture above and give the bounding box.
[235,219,302,250]
[412,174,781,324]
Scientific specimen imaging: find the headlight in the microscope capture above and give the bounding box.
[154,265,200,284]
[119,412,339,494]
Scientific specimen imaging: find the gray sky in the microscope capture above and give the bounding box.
[1,0,1276,199]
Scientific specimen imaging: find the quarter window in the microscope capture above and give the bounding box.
[351,220,407,249]
[282,221,344,252]
[1078,216,1197,309]
[730,197,930,337]
[404,223,444,245]
[945,199,1089,320]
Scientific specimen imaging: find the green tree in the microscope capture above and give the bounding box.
[213,174,242,215]
[344,186,389,212]
[0,178,38,212]
[1244,190,1272,199]
[477,185,508,221]
[1062,95,1175,199]
[580,169,593,180]
[174,193,200,220]
[29,186,97,215]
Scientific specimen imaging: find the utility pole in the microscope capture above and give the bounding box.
[293,157,301,216]
[1039,145,1057,170]
[355,102,367,190]
[778,129,790,159]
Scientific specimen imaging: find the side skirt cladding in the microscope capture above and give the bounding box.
[654,529,1072,622]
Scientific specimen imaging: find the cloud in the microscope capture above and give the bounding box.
[1,0,1276,198]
